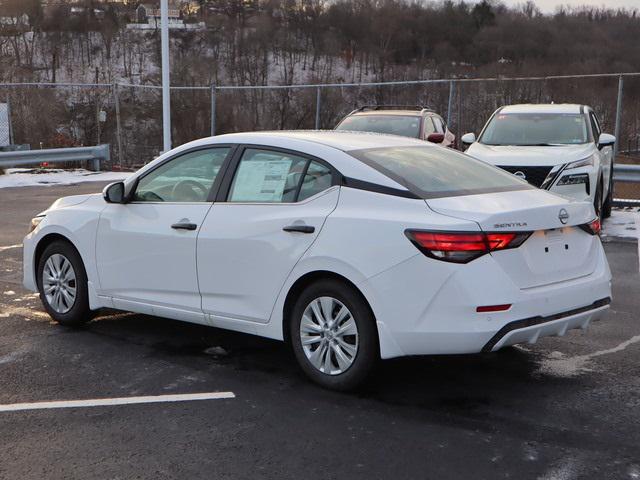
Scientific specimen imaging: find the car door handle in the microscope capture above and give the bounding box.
[283,225,315,234]
[171,222,198,231]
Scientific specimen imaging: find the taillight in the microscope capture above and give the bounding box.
[578,218,601,236]
[405,229,531,263]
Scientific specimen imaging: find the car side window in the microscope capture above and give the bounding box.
[423,117,436,137]
[432,116,445,134]
[133,147,229,202]
[228,149,309,203]
[298,161,333,201]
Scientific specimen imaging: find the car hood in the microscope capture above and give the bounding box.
[42,193,99,214]
[466,143,594,167]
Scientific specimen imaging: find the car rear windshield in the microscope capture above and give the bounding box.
[348,146,533,199]
[479,113,590,146]
[336,115,421,138]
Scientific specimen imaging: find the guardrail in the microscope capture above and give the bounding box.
[613,164,640,183]
[0,145,109,171]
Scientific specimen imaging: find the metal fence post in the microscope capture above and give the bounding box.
[6,97,14,145]
[614,75,624,158]
[112,83,124,167]
[210,84,216,136]
[456,82,463,135]
[315,87,322,130]
[447,80,454,126]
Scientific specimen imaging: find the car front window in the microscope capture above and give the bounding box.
[133,148,230,202]
[479,113,589,146]
[349,146,532,199]
[336,115,421,138]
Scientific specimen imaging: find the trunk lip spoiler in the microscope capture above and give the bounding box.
[481,297,611,353]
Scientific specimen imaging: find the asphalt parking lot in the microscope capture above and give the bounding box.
[0,182,639,479]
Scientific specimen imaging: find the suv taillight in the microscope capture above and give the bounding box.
[405,230,532,264]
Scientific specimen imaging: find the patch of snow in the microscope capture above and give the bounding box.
[537,457,581,480]
[0,168,130,189]
[602,208,640,240]
[539,335,640,378]
[523,443,539,461]
[203,346,229,357]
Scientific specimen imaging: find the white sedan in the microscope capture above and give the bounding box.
[23,131,612,390]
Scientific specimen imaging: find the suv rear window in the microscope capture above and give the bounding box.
[348,146,532,199]
[336,115,421,138]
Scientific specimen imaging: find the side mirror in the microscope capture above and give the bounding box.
[426,133,445,144]
[461,133,476,145]
[103,181,126,204]
[598,133,616,149]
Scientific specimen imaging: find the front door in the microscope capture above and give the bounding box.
[95,146,231,323]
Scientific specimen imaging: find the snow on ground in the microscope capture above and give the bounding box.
[0,168,130,189]
[602,207,640,241]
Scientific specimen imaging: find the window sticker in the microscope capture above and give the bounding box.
[231,156,293,202]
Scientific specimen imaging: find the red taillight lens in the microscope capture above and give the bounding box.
[406,230,531,263]
[485,233,517,250]
[578,218,601,236]
[476,304,512,313]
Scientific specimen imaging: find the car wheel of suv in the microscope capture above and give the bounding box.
[37,240,92,327]
[289,279,378,391]
[602,173,613,219]
[594,178,604,222]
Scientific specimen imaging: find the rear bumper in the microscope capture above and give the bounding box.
[481,297,610,352]
[363,239,612,359]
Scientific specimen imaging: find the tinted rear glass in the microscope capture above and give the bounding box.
[349,146,532,199]
[336,115,421,138]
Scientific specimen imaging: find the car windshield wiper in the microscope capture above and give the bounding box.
[516,143,568,146]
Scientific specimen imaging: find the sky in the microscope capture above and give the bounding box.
[472,0,640,12]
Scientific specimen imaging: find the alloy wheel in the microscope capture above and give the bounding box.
[42,253,77,314]
[299,296,359,375]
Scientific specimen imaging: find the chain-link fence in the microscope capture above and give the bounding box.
[0,73,638,170]
[0,100,12,147]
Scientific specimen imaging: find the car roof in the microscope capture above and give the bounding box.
[128,131,433,193]
[348,110,425,117]
[201,130,429,152]
[499,104,584,114]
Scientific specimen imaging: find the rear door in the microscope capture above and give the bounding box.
[197,146,340,325]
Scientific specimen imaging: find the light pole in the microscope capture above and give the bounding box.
[161,0,171,152]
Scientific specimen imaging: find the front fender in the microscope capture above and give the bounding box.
[23,198,106,308]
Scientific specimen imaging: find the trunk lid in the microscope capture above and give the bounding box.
[426,189,599,289]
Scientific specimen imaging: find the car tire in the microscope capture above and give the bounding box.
[37,240,92,327]
[289,279,378,391]
[594,178,604,223]
[602,173,613,219]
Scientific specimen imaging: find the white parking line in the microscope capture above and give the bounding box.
[0,244,22,253]
[0,391,236,413]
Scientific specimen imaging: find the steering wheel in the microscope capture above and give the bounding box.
[171,179,209,202]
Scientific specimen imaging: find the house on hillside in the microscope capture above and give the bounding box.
[129,2,204,30]
[136,3,181,25]
[0,13,29,27]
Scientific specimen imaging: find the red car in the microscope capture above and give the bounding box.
[335,105,456,147]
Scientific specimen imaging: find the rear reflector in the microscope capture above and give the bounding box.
[578,218,601,236]
[476,304,512,313]
[405,229,531,263]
